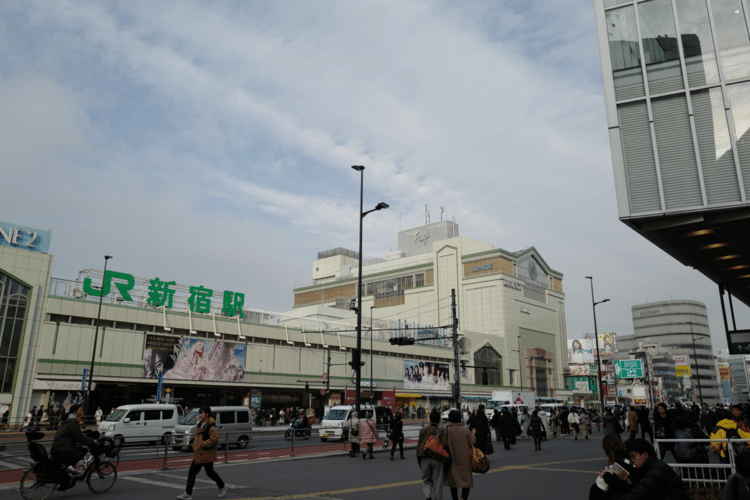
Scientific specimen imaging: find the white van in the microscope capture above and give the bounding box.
[319,404,393,441]
[171,406,253,451]
[99,403,184,444]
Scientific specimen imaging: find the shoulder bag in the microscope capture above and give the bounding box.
[423,427,450,463]
[471,446,490,474]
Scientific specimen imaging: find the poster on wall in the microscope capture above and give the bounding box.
[143,335,246,383]
[568,339,595,364]
[569,365,590,376]
[403,360,450,390]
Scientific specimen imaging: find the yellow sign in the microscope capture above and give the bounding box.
[165,388,172,393]
[675,366,691,377]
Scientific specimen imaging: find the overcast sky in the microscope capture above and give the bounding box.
[2,0,748,354]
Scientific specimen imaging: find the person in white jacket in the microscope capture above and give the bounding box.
[568,408,581,441]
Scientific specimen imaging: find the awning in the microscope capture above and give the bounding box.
[395,393,423,398]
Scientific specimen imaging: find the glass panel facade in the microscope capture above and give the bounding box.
[618,101,661,213]
[712,0,750,81]
[691,88,742,203]
[638,0,684,94]
[0,272,29,394]
[675,0,721,86]
[607,6,646,100]
[727,81,750,194]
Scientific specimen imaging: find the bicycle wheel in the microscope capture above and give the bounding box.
[87,461,117,494]
[20,464,58,500]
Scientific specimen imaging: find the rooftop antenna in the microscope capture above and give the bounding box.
[425,204,428,225]
[440,206,445,221]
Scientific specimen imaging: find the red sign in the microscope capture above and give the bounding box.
[381,387,396,414]
[344,385,356,405]
[322,372,328,382]
[320,389,326,396]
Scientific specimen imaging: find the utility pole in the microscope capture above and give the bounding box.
[451,289,462,422]
[326,345,331,404]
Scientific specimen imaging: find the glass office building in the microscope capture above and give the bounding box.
[594,0,750,314]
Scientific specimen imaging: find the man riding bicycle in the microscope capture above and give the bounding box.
[50,404,97,471]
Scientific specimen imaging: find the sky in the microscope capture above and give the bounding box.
[1,0,748,354]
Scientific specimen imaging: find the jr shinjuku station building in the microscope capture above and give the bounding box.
[0,218,568,423]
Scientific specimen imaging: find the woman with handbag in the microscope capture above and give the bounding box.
[471,405,491,456]
[177,405,227,500]
[417,410,445,500]
[359,411,379,459]
[346,411,361,457]
[441,409,475,500]
[389,412,405,460]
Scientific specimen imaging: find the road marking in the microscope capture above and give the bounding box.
[235,458,603,500]
[525,467,597,474]
[121,475,242,490]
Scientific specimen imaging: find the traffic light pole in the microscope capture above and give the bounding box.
[452,289,462,422]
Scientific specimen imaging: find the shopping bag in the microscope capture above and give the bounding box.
[471,447,490,474]
[424,434,450,463]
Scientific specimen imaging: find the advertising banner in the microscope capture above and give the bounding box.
[344,386,356,404]
[143,335,246,383]
[568,339,595,364]
[719,365,732,380]
[674,354,691,377]
[595,333,617,357]
[569,365,590,376]
[575,381,589,391]
[568,376,597,395]
[404,360,450,391]
[381,388,396,414]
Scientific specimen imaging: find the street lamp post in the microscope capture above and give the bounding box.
[352,165,388,417]
[687,321,704,404]
[370,306,374,405]
[516,335,524,390]
[84,255,112,421]
[586,276,609,409]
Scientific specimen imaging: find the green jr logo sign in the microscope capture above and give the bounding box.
[83,270,245,317]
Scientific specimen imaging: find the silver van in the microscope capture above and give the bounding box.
[99,403,184,444]
[172,406,253,451]
[319,404,393,441]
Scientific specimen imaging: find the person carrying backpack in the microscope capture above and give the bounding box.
[672,414,707,465]
[710,409,750,465]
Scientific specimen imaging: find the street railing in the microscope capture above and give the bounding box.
[654,437,750,488]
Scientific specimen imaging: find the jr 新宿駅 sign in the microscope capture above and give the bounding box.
[0,221,52,254]
[83,270,246,316]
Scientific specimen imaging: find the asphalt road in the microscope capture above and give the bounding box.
[3,430,610,500]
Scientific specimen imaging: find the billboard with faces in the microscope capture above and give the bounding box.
[404,360,450,391]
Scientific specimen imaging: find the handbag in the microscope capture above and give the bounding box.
[424,428,450,463]
[485,441,494,455]
[471,446,490,474]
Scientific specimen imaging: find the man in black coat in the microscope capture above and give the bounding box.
[619,439,689,500]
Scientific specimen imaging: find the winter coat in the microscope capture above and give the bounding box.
[441,422,475,488]
[416,423,442,465]
[358,418,379,445]
[700,411,716,435]
[472,412,491,454]
[603,413,620,437]
[568,411,580,425]
[710,419,750,458]
[498,412,515,438]
[389,419,404,443]
[637,408,652,430]
[724,473,750,500]
[521,413,530,433]
[346,417,360,444]
[619,456,689,500]
[192,417,219,464]
[580,413,591,427]
[627,411,638,431]
[654,412,674,439]
[529,415,545,438]
[51,414,95,463]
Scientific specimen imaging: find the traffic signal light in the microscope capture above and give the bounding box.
[348,349,365,368]
[388,337,416,346]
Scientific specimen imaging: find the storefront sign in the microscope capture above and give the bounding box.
[569,365,590,376]
[382,388,396,414]
[615,359,643,378]
[404,360,450,391]
[143,334,246,383]
[471,263,493,272]
[0,221,51,254]
[674,354,691,377]
[34,380,97,391]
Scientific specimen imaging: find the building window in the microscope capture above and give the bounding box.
[0,272,30,394]
[473,346,502,386]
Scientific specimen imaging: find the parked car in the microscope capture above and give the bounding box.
[98,403,184,445]
[172,406,253,451]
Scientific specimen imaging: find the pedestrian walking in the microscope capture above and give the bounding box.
[177,405,227,500]
[417,410,444,500]
[490,409,501,443]
[529,410,545,451]
[626,406,638,444]
[560,407,570,436]
[549,409,559,438]
[637,406,654,443]
[346,411,361,457]
[389,412,405,460]
[498,408,515,450]
[95,407,103,425]
[603,407,621,439]
[359,411,379,459]
[580,409,591,441]
[1,405,9,431]
[568,408,581,440]
[520,408,531,440]
[654,402,675,461]
[442,410,475,500]
[471,405,491,455]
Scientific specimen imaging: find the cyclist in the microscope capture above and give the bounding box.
[50,404,97,472]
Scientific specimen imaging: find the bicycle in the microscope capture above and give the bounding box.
[19,430,121,500]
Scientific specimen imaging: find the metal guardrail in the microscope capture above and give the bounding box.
[654,437,750,488]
